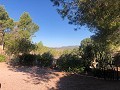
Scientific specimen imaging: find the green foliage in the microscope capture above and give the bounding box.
[51,0,120,48]
[52,0,120,30]
[0,6,9,23]
[18,12,39,36]
[40,52,53,67]
[5,36,36,55]
[80,38,95,69]
[82,45,95,68]
[91,42,114,69]
[35,41,49,54]
[18,12,32,29]
[0,54,6,62]
[80,38,114,70]
[81,38,93,49]
[17,38,36,54]
[18,54,36,66]
[57,49,84,73]
[114,52,120,66]
[0,5,14,46]
[11,53,54,67]
[62,49,72,55]
[34,41,63,58]
[4,12,39,55]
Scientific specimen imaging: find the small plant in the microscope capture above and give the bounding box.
[0,55,6,62]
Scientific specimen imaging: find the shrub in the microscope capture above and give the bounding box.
[18,54,36,66]
[11,53,54,67]
[36,54,42,66]
[0,55,6,62]
[114,53,120,66]
[40,52,53,67]
[57,53,84,73]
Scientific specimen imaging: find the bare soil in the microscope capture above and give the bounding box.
[0,62,65,90]
[0,62,120,90]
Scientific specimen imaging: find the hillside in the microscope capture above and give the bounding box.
[52,45,79,50]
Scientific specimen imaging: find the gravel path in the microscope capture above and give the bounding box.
[0,62,65,90]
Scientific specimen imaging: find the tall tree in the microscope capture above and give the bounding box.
[0,6,14,49]
[18,12,39,38]
[5,12,39,55]
[51,0,120,46]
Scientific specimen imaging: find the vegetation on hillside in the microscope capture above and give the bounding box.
[0,0,120,80]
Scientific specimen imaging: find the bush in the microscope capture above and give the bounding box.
[0,55,6,62]
[18,54,36,66]
[114,53,120,66]
[35,54,42,66]
[57,53,84,73]
[11,52,54,67]
[40,52,53,67]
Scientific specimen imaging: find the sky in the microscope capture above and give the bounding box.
[0,0,93,47]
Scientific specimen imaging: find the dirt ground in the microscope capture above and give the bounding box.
[0,62,65,90]
[0,62,120,90]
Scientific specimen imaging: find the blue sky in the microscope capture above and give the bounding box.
[0,0,93,47]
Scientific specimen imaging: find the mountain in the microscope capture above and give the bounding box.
[52,45,79,50]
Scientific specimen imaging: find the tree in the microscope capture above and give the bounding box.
[5,12,39,55]
[0,6,14,49]
[51,0,120,46]
[80,38,94,69]
[35,41,50,55]
[80,38,93,49]
[5,37,36,55]
[18,12,39,37]
[36,41,44,54]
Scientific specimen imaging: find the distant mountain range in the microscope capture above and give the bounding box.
[52,45,79,50]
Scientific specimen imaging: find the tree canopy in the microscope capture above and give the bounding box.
[0,6,14,46]
[0,6,40,55]
[18,12,39,36]
[51,0,120,46]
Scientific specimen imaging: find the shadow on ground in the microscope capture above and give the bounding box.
[7,64,59,85]
[6,63,120,90]
[52,74,120,90]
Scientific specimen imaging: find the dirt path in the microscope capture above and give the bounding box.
[0,62,65,90]
[0,62,120,90]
